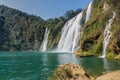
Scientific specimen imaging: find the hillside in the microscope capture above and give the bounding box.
[78,0,120,58]
[0,5,46,51]
[0,5,82,51]
[0,0,120,58]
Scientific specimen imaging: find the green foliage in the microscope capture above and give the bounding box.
[0,5,82,51]
[106,52,117,58]
[93,0,101,8]
[0,16,5,50]
[81,0,120,57]
[81,0,111,56]
[64,8,82,20]
[0,5,45,51]
[90,40,102,55]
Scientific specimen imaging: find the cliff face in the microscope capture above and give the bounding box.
[79,0,120,57]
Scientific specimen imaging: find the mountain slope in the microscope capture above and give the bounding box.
[0,5,45,51]
[0,5,82,51]
[0,0,119,58]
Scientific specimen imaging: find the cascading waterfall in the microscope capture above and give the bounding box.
[40,28,50,52]
[56,11,83,52]
[56,2,92,53]
[101,12,116,58]
[85,2,92,23]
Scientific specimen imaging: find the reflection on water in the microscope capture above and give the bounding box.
[77,57,120,76]
[42,52,48,66]
[0,52,120,80]
[102,58,110,71]
[58,53,79,64]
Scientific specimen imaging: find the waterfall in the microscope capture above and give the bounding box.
[40,28,50,52]
[85,2,92,23]
[101,12,116,58]
[56,11,83,52]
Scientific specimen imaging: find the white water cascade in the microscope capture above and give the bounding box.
[40,28,50,52]
[56,11,83,52]
[101,12,116,58]
[56,2,93,53]
[85,2,92,23]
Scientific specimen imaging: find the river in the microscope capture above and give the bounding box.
[0,52,120,80]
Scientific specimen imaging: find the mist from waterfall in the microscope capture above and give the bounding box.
[101,12,116,58]
[85,2,92,23]
[40,28,50,52]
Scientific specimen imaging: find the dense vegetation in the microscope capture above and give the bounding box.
[0,5,82,51]
[0,5,46,51]
[79,0,120,58]
[1,0,119,58]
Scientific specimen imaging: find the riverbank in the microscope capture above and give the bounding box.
[75,50,120,61]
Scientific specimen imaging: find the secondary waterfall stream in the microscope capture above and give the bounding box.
[56,2,92,52]
[40,28,50,52]
[85,2,92,23]
[101,12,116,58]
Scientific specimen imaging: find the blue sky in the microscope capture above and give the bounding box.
[0,0,91,19]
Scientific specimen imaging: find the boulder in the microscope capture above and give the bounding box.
[52,63,94,80]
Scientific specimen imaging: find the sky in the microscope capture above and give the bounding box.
[0,0,91,20]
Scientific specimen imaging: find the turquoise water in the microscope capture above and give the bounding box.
[0,52,120,80]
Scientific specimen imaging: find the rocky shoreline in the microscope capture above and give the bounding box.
[50,63,120,80]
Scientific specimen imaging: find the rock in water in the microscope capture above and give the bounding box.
[51,63,94,80]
